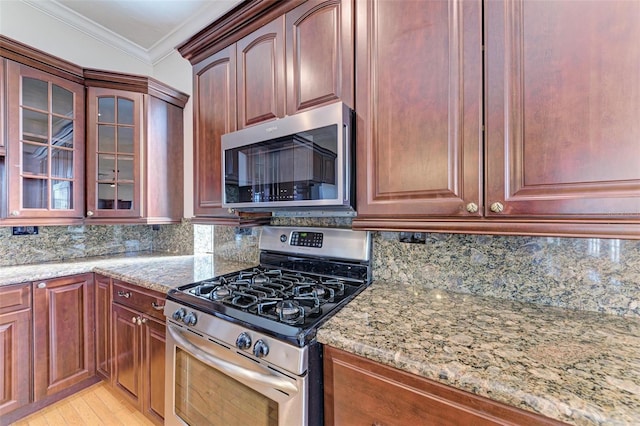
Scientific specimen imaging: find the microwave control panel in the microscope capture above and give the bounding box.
[289,231,323,248]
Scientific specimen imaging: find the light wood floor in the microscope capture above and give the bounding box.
[10,382,155,426]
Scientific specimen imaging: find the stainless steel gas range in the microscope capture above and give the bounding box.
[164,226,372,426]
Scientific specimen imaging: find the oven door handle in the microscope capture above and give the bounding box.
[168,325,299,395]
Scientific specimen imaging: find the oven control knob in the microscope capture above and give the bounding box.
[183,312,197,326]
[236,332,252,350]
[253,339,269,358]
[172,308,186,321]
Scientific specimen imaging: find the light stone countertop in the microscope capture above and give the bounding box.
[316,280,640,426]
[0,252,255,293]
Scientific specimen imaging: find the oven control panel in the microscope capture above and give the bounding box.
[289,231,323,248]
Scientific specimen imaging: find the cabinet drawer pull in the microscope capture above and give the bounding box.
[151,301,165,310]
[37,282,46,289]
[117,290,131,298]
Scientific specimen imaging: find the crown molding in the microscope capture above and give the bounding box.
[22,0,151,63]
[21,0,242,67]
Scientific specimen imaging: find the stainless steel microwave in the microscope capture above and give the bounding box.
[221,102,354,213]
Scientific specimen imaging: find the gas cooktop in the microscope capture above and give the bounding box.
[166,227,372,346]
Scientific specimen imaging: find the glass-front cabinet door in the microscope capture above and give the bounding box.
[6,61,85,220]
[86,87,142,219]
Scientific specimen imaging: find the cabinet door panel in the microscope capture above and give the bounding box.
[95,274,111,379]
[33,274,95,400]
[112,303,141,404]
[286,0,353,114]
[237,17,285,128]
[0,309,31,416]
[486,0,640,218]
[355,0,482,218]
[143,316,165,423]
[6,61,85,220]
[86,87,143,219]
[193,46,237,218]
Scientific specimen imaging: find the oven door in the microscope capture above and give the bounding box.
[165,321,306,426]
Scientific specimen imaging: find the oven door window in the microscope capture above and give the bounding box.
[175,347,278,426]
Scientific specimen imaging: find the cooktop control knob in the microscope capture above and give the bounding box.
[172,308,186,321]
[280,234,287,243]
[253,339,269,358]
[183,312,197,326]
[236,332,252,350]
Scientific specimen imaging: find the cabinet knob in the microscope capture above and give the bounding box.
[132,316,138,324]
[37,282,46,289]
[490,202,504,213]
[10,210,19,216]
[87,210,95,217]
[466,202,478,213]
[140,318,147,325]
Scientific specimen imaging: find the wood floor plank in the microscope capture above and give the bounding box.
[9,382,155,426]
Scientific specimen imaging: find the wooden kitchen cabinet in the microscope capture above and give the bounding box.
[285,0,354,115]
[484,0,640,221]
[323,346,564,426]
[237,16,286,129]
[353,0,639,238]
[111,280,166,425]
[33,273,96,401]
[95,274,111,380]
[85,70,187,224]
[0,58,6,156]
[0,283,31,417]
[353,0,483,219]
[3,59,85,223]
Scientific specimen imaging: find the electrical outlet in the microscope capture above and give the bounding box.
[399,232,426,244]
[12,226,39,236]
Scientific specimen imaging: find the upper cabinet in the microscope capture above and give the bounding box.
[85,70,188,224]
[180,0,353,224]
[354,0,482,219]
[4,59,85,223]
[353,0,640,238]
[285,0,353,115]
[485,0,640,222]
[236,17,286,129]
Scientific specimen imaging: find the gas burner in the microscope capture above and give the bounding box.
[294,284,336,302]
[209,285,236,301]
[258,299,306,324]
[227,292,259,309]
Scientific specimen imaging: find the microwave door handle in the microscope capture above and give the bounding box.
[168,325,298,394]
[343,123,349,202]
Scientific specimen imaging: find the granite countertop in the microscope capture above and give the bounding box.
[0,252,255,293]
[317,281,640,426]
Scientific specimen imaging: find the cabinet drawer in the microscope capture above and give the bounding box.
[0,283,31,314]
[112,280,166,320]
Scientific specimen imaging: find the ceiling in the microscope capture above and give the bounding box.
[24,0,243,64]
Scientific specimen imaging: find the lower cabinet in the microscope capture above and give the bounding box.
[323,346,564,426]
[33,274,96,401]
[111,279,166,425]
[0,283,31,417]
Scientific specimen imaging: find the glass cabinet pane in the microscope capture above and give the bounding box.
[98,97,115,123]
[22,109,48,142]
[51,148,74,179]
[98,125,116,152]
[52,117,73,148]
[117,184,134,210]
[23,178,47,208]
[52,84,73,117]
[22,77,48,110]
[98,154,116,182]
[52,180,73,209]
[117,156,134,181]
[22,143,48,175]
[117,98,134,124]
[118,127,134,153]
[98,183,115,209]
